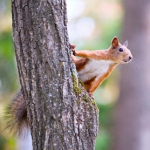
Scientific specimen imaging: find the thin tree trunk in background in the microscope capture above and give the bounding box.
[12,0,98,150]
[112,0,150,150]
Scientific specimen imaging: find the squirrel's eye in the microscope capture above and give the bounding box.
[119,48,123,52]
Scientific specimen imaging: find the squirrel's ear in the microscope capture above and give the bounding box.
[112,36,119,48]
[123,40,128,47]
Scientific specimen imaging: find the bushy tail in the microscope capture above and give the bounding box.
[5,91,28,135]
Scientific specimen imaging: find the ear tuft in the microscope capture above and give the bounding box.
[123,40,128,47]
[112,36,119,48]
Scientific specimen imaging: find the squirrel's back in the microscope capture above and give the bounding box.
[5,91,28,135]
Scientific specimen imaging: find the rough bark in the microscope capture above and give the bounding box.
[12,0,98,150]
[112,0,150,150]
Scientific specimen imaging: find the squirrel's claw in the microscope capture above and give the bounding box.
[72,49,76,56]
[69,44,76,56]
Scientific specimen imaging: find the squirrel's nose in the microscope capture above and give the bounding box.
[129,56,133,60]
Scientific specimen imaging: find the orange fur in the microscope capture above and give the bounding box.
[88,63,117,94]
[71,55,90,72]
[71,37,133,95]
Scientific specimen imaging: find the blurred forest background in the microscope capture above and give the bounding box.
[0,0,150,150]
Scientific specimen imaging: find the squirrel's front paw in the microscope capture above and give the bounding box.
[69,44,76,50]
[69,44,77,56]
[72,49,77,56]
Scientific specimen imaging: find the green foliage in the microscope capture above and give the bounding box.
[94,103,114,150]
[95,130,111,150]
[0,32,19,94]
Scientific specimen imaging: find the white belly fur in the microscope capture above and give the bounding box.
[78,59,114,82]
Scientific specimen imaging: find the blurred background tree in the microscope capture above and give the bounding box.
[112,0,150,150]
[0,0,150,150]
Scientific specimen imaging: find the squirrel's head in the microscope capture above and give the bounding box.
[108,37,133,64]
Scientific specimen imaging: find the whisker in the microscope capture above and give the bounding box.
[132,57,140,64]
[130,57,141,74]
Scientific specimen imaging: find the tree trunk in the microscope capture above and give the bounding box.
[12,0,98,150]
[112,0,150,150]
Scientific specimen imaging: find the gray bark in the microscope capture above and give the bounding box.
[12,0,98,150]
[112,0,150,150]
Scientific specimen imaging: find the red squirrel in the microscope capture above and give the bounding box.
[70,37,132,96]
[5,37,132,134]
